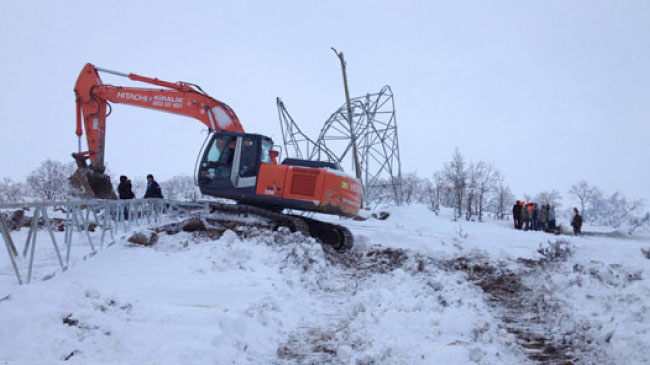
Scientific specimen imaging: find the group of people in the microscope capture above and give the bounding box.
[116,174,163,219]
[512,201,557,233]
[117,174,164,200]
[512,201,584,236]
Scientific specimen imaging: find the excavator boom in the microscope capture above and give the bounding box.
[74,63,243,169]
[71,63,245,198]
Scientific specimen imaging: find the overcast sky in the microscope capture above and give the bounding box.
[1,1,649,203]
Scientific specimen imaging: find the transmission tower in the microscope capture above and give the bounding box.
[277,86,403,206]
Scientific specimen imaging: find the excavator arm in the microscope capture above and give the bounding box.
[71,63,245,198]
[74,63,244,170]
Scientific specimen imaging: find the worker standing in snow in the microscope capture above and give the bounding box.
[117,176,135,200]
[539,204,549,232]
[531,203,539,231]
[117,175,135,219]
[571,208,582,236]
[144,174,164,199]
[523,202,531,230]
[512,201,522,229]
[548,205,556,232]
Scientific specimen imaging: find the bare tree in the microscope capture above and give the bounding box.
[474,161,497,221]
[577,186,648,230]
[628,213,650,235]
[534,189,563,208]
[426,171,445,214]
[400,172,425,205]
[423,180,436,212]
[443,148,467,220]
[366,178,398,206]
[569,180,598,220]
[0,177,27,203]
[465,161,477,221]
[161,175,200,201]
[601,192,644,228]
[490,171,514,220]
[585,187,605,222]
[26,159,76,201]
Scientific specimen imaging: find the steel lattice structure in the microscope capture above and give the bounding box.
[277,85,402,205]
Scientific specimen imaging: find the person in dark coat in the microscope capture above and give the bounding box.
[517,200,524,229]
[512,201,522,229]
[144,174,164,199]
[539,204,549,232]
[571,207,583,236]
[548,205,556,232]
[117,176,135,200]
[117,175,135,219]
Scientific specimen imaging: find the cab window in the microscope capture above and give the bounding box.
[261,139,273,164]
[239,137,258,177]
[203,134,235,178]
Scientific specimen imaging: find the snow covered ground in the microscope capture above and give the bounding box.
[1,205,649,364]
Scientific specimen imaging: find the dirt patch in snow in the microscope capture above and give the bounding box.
[321,245,409,275]
[445,255,578,364]
[442,239,623,364]
[127,231,158,246]
[318,239,610,364]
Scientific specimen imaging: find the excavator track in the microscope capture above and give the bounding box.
[175,202,353,251]
[291,215,354,251]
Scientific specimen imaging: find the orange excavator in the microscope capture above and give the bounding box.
[71,63,362,219]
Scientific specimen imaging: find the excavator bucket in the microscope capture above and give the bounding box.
[69,154,117,199]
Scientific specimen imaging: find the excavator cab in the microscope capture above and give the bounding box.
[198,131,274,200]
[198,131,362,216]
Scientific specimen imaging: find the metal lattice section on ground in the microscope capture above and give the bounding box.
[0,199,177,285]
[277,86,403,205]
[0,199,355,286]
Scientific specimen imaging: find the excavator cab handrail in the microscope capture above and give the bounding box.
[194,130,215,187]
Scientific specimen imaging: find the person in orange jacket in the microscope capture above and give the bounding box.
[523,202,533,231]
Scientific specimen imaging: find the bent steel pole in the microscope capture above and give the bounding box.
[1,216,22,285]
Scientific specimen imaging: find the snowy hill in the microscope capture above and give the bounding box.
[1,205,649,364]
